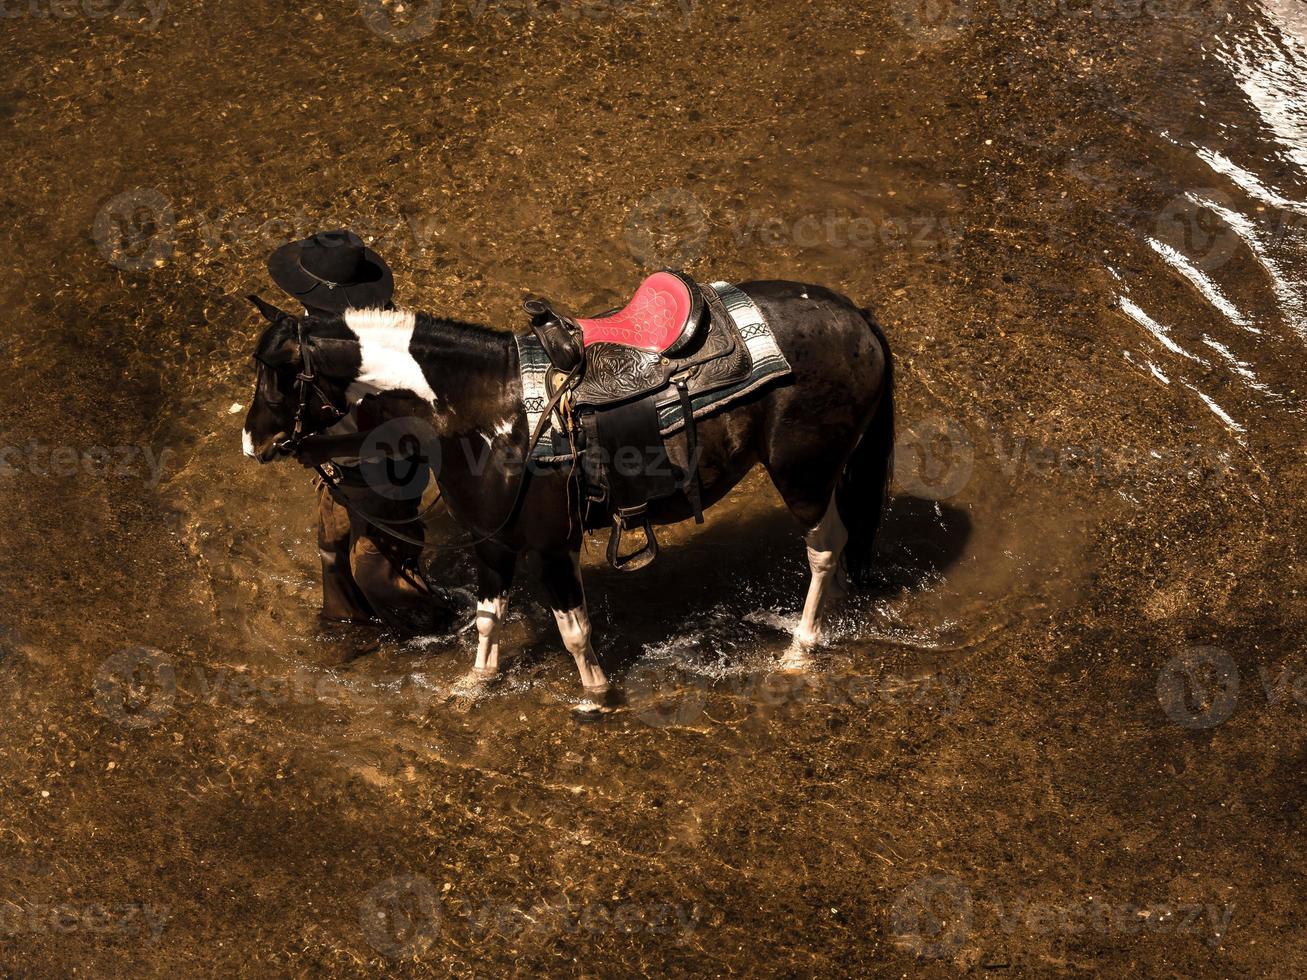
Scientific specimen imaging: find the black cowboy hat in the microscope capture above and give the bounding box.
[268,229,394,313]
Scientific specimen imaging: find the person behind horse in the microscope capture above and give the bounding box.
[267,230,443,632]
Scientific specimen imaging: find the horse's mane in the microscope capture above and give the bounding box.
[306,308,509,347]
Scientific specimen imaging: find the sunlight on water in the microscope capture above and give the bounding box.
[1145,236,1259,333]
[1220,1,1307,171]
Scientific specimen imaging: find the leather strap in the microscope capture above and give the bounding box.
[676,379,704,525]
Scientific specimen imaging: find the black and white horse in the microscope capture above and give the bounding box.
[242,281,893,704]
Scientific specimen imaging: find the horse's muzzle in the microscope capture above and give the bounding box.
[243,428,292,464]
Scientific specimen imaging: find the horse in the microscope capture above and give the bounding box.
[241,280,894,706]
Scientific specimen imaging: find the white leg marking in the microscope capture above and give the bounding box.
[554,604,609,693]
[241,428,256,458]
[552,555,609,693]
[473,595,508,678]
[792,498,849,653]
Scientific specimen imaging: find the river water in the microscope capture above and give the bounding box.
[2,0,1304,973]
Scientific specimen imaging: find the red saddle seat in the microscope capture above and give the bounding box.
[575,271,704,355]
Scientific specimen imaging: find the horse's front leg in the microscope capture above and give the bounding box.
[472,541,516,681]
[540,550,609,697]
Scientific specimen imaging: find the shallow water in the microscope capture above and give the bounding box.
[2,0,1305,973]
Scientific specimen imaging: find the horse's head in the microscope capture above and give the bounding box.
[241,296,352,463]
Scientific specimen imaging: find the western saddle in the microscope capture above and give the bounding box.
[526,270,753,570]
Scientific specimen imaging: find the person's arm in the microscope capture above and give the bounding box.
[295,420,433,466]
[295,430,372,466]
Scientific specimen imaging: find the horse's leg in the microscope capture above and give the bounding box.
[789,497,850,661]
[762,435,858,666]
[539,549,609,696]
[472,541,516,681]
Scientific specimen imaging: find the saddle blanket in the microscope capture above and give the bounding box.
[515,282,792,462]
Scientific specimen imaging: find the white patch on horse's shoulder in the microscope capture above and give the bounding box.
[343,307,436,403]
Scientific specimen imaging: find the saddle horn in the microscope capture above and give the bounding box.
[525,296,583,373]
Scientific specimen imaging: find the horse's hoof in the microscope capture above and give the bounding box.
[779,642,816,672]
[573,684,619,716]
[447,670,495,705]
[572,698,616,718]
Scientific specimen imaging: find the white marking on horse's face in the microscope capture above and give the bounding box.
[494,416,515,438]
[241,428,256,459]
[343,308,438,404]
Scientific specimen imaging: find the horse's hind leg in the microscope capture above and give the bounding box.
[540,549,610,698]
[784,497,849,666]
[762,417,859,664]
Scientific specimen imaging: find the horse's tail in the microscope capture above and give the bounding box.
[837,310,894,587]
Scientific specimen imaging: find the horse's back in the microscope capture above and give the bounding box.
[739,279,887,401]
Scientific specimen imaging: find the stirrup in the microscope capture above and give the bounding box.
[607,505,659,572]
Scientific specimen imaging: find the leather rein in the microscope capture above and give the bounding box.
[271,317,580,554]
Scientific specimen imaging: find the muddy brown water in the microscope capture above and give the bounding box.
[1,0,1305,974]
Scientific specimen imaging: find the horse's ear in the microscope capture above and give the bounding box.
[248,295,302,366]
[247,294,290,323]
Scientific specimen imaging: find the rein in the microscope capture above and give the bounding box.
[290,347,582,555]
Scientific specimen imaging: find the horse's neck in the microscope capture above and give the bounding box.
[315,308,518,433]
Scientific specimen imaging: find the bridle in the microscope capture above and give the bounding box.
[270,317,347,458]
